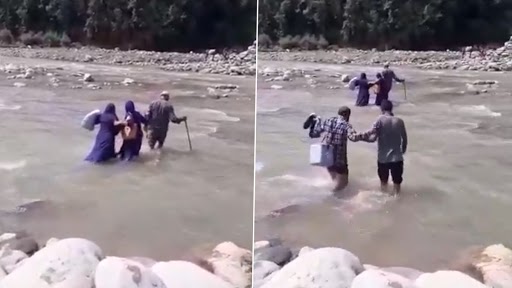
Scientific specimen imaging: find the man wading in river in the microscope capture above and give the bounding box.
[380,63,405,105]
[363,100,407,195]
[312,107,361,192]
[145,91,187,150]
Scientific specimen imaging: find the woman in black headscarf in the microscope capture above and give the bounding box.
[85,103,124,163]
[374,72,387,106]
[117,100,147,161]
[354,73,375,107]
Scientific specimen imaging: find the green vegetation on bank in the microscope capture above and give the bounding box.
[0,0,256,51]
[258,0,512,51]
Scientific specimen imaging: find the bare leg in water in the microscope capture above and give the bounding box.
[392,184,401,196]
[380,182,388,193]
[381,182,400,196]
[333,173,348,192]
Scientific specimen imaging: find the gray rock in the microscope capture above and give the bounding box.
[261,247,364,288]
[254,239,282,250]
[210,242,252,288]
[254,245,292,266]
[415,271,487,288]
[13,82,26,88]
[0,266,6,280]
[214,84,239,90]
[262,67,278,76]
[83,73,94,82]
[451,244,512,288]
[0,238,103,288]
[152,261,234,288]
[83,55,94,62]
[0,245,28,273]
[341,74,351,83]
[87,83,101,90]
[364,264,379,270]
[472,80,498,85]
[351,269,417,288]
[122,78,135,85]
[298,246,315,257]
[94,257,166,288]
[210,259,250,288]
[380,267,424,281]
[0,232,39,256]
[129,257,157,268]
[253,260,280,282]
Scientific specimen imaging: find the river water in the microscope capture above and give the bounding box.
[0,57,254,259]
[255,60,512,270]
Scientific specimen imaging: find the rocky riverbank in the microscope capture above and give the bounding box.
[0,42,256,76]
[254,239,512,288]
[259,36,512,72]
[0,232,252,288]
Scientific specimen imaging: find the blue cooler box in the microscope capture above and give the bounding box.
[310,143,334,167]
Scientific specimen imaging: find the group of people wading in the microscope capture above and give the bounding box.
[85,91,187,164]
[304,64,408,196]
[353,63,405,107]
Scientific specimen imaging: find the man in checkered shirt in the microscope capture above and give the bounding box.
[312,106,361,192]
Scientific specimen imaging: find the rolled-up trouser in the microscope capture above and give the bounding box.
[147,128,168,149]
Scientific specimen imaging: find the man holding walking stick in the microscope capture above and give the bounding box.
[379,63,406,105]
[145,91,188,150]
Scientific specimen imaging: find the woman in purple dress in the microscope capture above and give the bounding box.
[85,103,124,163]
[355,73,376,107]
[117,100,147,161]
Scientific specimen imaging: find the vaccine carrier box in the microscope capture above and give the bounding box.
[310,143,334,167]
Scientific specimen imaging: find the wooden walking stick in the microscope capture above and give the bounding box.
[184,119,192,151]
[403,81,407,101]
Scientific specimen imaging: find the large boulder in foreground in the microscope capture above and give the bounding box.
[261,247,364,288]
[253,260,280,287]
[152,261,234,288]
[0,238,103,288]
[452,244,512,287]
[94,257,166,288]
[0,245,28,273]
[365,265,424,281]
[209,242,252,288]
[415,271,487,288]
[380,267,424,282]
[351,269,417,288]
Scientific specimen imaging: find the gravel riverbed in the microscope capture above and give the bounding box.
[259,36,512,72]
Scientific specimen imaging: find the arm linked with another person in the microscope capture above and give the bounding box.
[357,119,381,143]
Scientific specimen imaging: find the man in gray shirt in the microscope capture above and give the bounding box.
[379,63,405,105]
[145,91,187,150]
[363,100,407,195]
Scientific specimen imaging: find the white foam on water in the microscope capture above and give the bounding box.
[334,188,393,219]
[258,107,282,114]
[0,103,21,111]
[452,121,480,130]
[255,161,264,172]
[267,173,331,188]
[0,160,27,171]
[195,108,240,122]
[455,105,501,117]
[173,107,240,138]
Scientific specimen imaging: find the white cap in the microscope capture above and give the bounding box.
[160,91,170,96]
